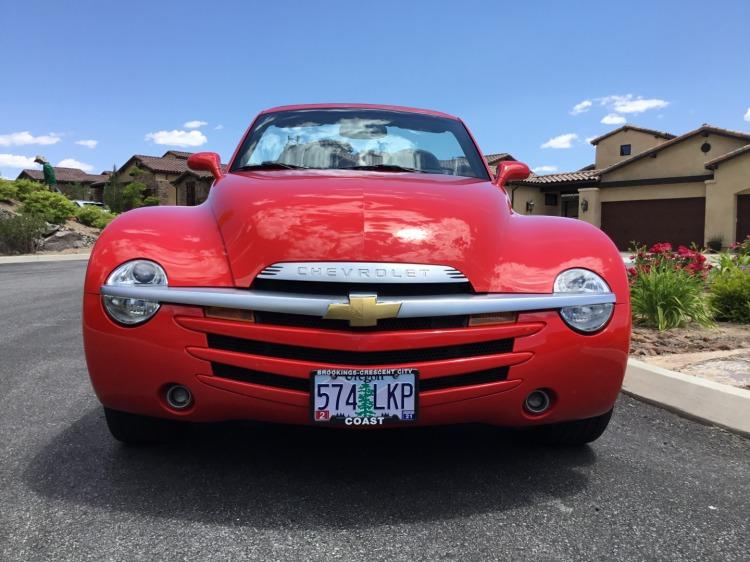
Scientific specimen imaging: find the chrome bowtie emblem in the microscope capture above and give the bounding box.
[324,294,402,327]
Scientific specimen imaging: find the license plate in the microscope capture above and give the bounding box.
[311,368,418,426]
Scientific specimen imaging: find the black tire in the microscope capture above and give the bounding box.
[531,408,613,446]
[104,407,182,445]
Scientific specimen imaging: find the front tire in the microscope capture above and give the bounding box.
[531,408,613,445]
[104,407,182,445]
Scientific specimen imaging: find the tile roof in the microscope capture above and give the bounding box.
[589,125,676,145]
[162,150,193,159]
[18,167,109,184]
[124,154,193,174]
[704,143,750,169]
[508,169,600,186]
[484,152,514,164]
[599,124,750,176]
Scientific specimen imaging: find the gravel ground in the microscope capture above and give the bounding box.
[1,261,749,561]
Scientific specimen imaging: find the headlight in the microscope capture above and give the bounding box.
[554,268,613,333]
[103,260,167,325]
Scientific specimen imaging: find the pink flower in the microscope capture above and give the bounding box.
[649,242,673,254]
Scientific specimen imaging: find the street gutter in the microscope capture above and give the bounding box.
[0,251,91,264]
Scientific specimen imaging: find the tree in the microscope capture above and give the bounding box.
[103,165,124,212]
[355,383,375,417]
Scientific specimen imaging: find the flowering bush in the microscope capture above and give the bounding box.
[628,243,713,330]
[628,242,711,281]
[730,236,750,257]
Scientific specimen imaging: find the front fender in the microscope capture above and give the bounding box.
[84,205,233,294]
[488,215,629,304]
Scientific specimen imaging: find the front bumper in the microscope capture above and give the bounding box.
[83,288,630,427]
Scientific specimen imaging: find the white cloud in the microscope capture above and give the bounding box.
[744,107,750,122]
[597,94,669,114]
[532,165,558,174]
[541,133,578,149]
[184,120,208,129]
[145,129,207,147]
[0,154,38,168]
[601,113,627,125]
[585,136,597,144]
[570,100,592,115]
[0,131,61,147]
[214,124,224,130]
[57,158,94,172]
[75,139,98,149]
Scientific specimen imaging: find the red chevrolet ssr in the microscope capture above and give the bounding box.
[83,104,630,444]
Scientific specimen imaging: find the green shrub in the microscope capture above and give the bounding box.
[710,267,750,323]
[0,179,18,202]
[630,264,713,330]
[76,205,117,229]
[20,191,77,224]
[141,196,160,206]
[0,215,45,254]
[13,179,46,201]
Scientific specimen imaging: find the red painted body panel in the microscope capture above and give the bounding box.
[82,104,631,428]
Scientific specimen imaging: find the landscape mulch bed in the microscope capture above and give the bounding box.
[630,323,750,356]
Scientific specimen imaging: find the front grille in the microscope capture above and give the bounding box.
[251,278,473,296]
[211,362,509,392]
[206,333,514,365]
[253,311,468,331]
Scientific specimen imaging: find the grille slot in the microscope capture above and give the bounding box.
[211,362,508,392]
[250,278,473,296]
[253,311,468,331]
[206,334,514,365]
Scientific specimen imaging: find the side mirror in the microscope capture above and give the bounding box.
[494,161,530,188]
[187,152,223,180]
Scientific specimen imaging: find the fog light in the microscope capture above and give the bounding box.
[525,390,551,414]
[166,385,192,409]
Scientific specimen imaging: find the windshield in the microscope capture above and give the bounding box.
[231,109,489,179]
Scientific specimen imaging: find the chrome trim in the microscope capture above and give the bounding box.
[256,262,468,283]
[100,285,616,318]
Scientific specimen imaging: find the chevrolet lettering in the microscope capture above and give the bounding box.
[84,103,630,445]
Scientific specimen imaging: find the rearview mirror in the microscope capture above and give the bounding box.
[187,152,223,180]
[494,161,530,188]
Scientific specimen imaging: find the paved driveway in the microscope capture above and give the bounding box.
[0,261,748,561]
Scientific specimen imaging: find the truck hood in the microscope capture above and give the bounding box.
[209,170,510,289]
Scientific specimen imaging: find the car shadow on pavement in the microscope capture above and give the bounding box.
[24,408,596,529]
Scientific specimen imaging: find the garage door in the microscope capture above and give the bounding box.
[601,197,705,250]
[737,194,750,244]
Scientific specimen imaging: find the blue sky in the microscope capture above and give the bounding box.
[1,0,749,178]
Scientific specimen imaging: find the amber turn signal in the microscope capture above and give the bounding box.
[204,307,255,322]
[468,312,517,326]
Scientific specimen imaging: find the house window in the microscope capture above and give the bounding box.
[620,144,632,156]
[544,193,558,206]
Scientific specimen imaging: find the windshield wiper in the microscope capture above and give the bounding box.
[344,164,428,174]
[237,162,307,171]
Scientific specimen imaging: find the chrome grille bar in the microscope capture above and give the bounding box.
[100,285,616,318]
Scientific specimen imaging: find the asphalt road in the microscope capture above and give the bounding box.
[0,261,748,561]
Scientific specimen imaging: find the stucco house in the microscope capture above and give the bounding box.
[111,150,193,205]
[505,124,750,249]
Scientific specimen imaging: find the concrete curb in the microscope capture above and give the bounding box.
[623,358,750,437]
[0,252,91,264]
